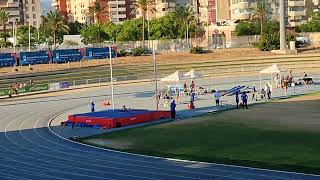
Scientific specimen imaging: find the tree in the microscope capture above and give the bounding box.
[297,12,320,32]
[0,9,10,47]
[16,26,38,46]
[41,10,69,49]
[132,0,156,43]
[251,0,270,35]
[235,21,259,36]
[88,0,109,43]
[80,25,108,44]
[103,22,122,41]
[88,0,109,24]
[176,5,194,44]
[68,21,85,35]
[116,19,142,41]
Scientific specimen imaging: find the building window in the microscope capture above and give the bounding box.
[32,0,35,3]
[32,6,35,11]
[26,14,29,18]
[33,14,36,18]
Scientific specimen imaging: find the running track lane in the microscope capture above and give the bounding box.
[0,95,320,179]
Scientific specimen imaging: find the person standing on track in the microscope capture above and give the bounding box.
[241,92,248,109]
[236,92,239,109]
[90,100,95,112]
[214,91,221,107]
[170,100,176,119]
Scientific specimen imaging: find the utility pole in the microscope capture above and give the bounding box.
[279,0,286,50]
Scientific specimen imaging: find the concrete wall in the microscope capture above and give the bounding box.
[298,32,320,47]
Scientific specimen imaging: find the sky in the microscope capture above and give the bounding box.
[40,0,53,14]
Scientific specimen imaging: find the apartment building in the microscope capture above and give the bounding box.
[0,0,21,26]
[0,0,40,27]
[52,0,133,24]
[109,0,131,23]
[229,0,314,27]
[51,0,68,21]
[23,0,41,27]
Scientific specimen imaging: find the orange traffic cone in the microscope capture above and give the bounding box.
[103,100,110,107]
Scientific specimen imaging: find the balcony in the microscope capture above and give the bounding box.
[288,0,305,7]
[234,2,249,9]
[108,1,126,5]
[110,7,126,12]
[288,21,305,27]
[232,13,251,20]
[288,10,306,17]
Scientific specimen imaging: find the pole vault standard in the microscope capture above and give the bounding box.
[153,41,158,110]
[109,44,115,109]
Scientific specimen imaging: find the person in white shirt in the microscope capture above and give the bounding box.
[213,91,221,107]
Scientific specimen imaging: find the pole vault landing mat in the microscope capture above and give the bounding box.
[63,109,171,129]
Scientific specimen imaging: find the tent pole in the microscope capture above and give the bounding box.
[260,74,262,90]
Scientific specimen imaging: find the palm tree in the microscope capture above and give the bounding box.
[41,10,69,49]
[88,0,109,24]
[0,9,10,47]
[251,0,270,35]
[133,0,156,43]
[176,5,193,47]
[88,0,109,43]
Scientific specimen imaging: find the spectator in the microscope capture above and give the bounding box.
[170,100,176,119]
[183,83,188,93]
[176,86,180,102]
[252,85,257,101]
[190,81,195,92]
[241,92,248,109]
[303,72,307,79]
[261,88,266,100]
[90,100,95,112]
[213,91,221,107]
[122,105,128,111]
[266,84,271,100]
[235,92,239,109]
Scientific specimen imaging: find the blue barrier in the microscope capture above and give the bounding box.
[19,51,51,66]
[85,47,117,60]
[53,49,84,63]
[0,53,16,67]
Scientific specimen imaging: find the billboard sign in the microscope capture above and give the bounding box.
[19,51,51,66]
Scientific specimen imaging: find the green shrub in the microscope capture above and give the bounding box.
[256,33,280,51]
[190,46,204,54]
[117,49,127,57]
[132,47,145,56]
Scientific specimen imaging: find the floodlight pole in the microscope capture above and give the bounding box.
[279,0,286,50]
[109,44,115,109]
[153,41,158,110]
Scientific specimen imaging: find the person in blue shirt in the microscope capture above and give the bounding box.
[241,92,248,109]
[90,100,95,112]
[170,100,176,119]
[236,92,239,109]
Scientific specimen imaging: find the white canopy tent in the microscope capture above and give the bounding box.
[184,69,204,79]
[161,71,186,82]
[259,64,282,89]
